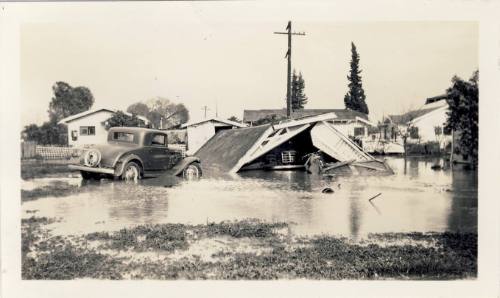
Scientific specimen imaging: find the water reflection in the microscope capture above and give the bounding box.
[21,157,478,237]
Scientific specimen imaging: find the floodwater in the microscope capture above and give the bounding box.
[21,157,477,238]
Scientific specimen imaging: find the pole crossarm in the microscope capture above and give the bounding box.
[273,32,306,36]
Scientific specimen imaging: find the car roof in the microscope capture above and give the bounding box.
[108,127,167,134]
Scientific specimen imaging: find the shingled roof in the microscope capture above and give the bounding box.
[387,104,447,125]
[243,109,368,123]
[194,125,270,177]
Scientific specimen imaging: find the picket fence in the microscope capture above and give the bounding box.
[21,142,186,159]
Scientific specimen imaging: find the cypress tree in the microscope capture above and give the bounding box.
[291,69,308,111]
[344,42,369,114]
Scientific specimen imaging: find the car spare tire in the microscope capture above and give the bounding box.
[83,149,101,167]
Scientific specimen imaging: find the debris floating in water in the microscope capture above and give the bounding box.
[322,187,334,194]
[431,164,442,170]
[368,193,382,202]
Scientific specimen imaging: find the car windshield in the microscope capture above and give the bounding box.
[112,131,136,143]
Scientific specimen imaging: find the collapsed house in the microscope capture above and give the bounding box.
[195,113,393,177]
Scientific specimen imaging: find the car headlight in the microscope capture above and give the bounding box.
[83,149,102,167]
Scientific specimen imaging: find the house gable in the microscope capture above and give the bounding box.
[59,108,150,125]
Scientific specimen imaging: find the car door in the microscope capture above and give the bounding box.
[147,133,171,171]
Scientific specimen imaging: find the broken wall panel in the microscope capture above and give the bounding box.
[311,121,373,162]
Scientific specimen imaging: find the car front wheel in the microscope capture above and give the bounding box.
[121,161,141,181]
[182,162,202,180]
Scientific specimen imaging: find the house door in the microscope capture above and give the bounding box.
[147,133,171,171]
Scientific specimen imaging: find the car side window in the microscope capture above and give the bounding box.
[151,134,166,147]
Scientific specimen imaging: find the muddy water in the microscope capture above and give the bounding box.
[21,157,477,238]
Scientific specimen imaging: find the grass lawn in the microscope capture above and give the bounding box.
[22,217,477,280]
[21,159,77,180]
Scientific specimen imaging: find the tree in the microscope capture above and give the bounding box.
[48,82,94,123]
[444,70,478,167]
[106,111,146,128]
[227,116,241,123]
[126,97,189,129]
[22,81,94,145]
[21,122,67,145]
[344,42,369,114]
[126,102,150,118]
[291,70,308,111]
[22,124,43,142]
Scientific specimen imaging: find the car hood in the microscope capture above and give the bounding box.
[84,143,138,167]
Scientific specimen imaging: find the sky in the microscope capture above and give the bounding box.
[20,2,478,127]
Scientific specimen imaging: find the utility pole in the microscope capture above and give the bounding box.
[201,106,210,119]
[274,21,306,118]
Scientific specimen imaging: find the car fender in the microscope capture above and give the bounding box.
[171,156,201,176]
[114,154,145,176]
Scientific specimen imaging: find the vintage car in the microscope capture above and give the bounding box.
[69,127,202,180]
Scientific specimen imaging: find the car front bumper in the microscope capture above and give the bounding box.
[68,164,115,175]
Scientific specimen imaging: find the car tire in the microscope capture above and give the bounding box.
[182,162,202,180]
[121,161,142,181]
[80,171,100,180]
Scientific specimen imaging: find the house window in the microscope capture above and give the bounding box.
[151,134,166,146]
[71,130,78,141]
[354,127,365,136]
[409,126,419,139]
[80,126,95,136]
[434,126,443,136]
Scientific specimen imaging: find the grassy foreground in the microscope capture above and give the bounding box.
[21,160,75,180]
[22,217,477,280]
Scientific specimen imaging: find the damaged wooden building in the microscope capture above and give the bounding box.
[194,112,392,177]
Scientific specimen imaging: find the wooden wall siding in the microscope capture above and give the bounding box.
[21,142,37,159]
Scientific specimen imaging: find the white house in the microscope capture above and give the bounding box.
[406,99,451,148]
[181,117,247,155]
[326,116,377,140]
[58,108,150,147]
[382,96,451,149]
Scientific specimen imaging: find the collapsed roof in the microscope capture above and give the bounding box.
[195,112,377,176]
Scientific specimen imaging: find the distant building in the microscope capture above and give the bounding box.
[58,108,150,147]
[243,108,376,140]
[382,96,451,149]
[181,117,247,155]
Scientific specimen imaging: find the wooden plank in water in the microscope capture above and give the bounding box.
[265,165,306,171]
[322,159,355,172]
[352,162,385,171]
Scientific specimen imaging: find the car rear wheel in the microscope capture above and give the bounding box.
[121,161,141,181]
[182,162,202,180]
